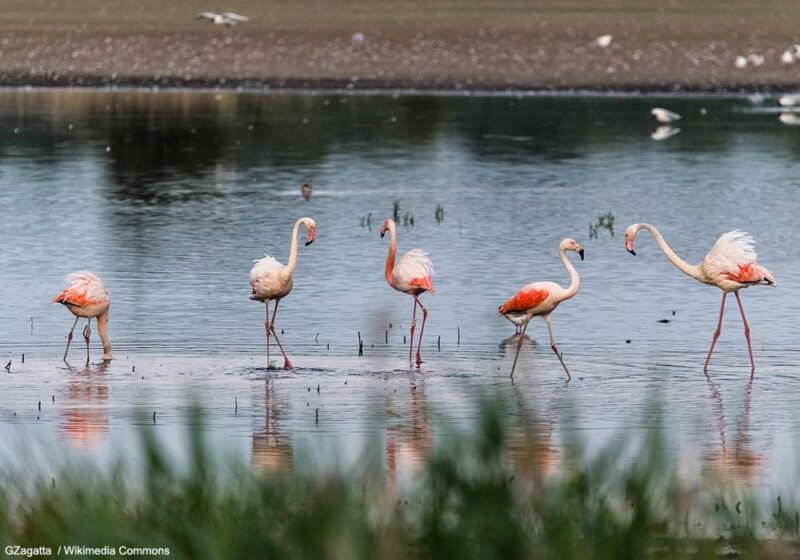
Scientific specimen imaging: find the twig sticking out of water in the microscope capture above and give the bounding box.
[402,211,415,227]
[315,333,320,344]
[30,317,34,335]
[357,332,363,356]
[4,360,10,372]
[435,204,444,224]
[316,384,320,394]
[235,398,238,414]
[22,354,24,364]
[152,411,157,424]
[393,200,400,222]
[315,408,319,424]
[385,330,388,344]
[403,335,406,344]
[438,336,441,350]
[590,212,615,240]
[38,401,41,411]
[360,213,374,230]
[457,327,461,345]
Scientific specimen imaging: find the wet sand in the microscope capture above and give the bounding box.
[3,0,800,92]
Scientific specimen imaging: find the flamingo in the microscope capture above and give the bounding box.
[498,238,584,379]
[52,272,112,365]
[195,11,249,25]
[650,108,681,124]
[250,217,316,369]
[625,224,775,374]
[380,219,434,365]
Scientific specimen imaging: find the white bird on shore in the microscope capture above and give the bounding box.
[196,12,249,26]
[781,50,795,64]
[351,32,366,46]
[778,93,800,107]
[779,113,800,126]
[594,34,613,48]
[651,125,681,141]
[650,107,681,123]
[747,54,765,67]
[735,56,748,68]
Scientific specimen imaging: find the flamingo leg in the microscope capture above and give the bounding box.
[83,318,92,365]
[544,315,571,380]
[264,301,272,368]
[269,300,293,370]
[734,291,756,375]
[408,297,418,364]
[63,316,79,362]
[414,296,428,365]
[509,320,529,378]
[704,292,727,374]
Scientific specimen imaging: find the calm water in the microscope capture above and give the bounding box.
[0,89,798,491]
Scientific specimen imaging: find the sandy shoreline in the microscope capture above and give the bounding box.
[3,0,800,93]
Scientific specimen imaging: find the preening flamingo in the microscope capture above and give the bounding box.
[250,217,317,369]
[625,224,775,374]
[380,218,434,365]
[498,238,584,379]
[52,272,112,364]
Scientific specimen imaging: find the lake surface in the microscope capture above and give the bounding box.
[0,89,798,492]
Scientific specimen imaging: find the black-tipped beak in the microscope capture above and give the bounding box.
[380,230,386,239]
[305,239,314,246]
[578,248,585,261]
[627,248,636,256]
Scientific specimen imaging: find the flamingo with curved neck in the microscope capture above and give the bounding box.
[625,223,775,374]
[380,219,435,365]
[52,271,112,365]
[498,238,584,379]
[250,217,317,369]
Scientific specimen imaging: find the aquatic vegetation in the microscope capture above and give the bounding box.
[589,212,615,240]
[0,401,797,560]
[435,204,444,224]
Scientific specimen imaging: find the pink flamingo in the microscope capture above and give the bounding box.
[625,224,775,374]
[52,271,112,365]
[380,218,434,365]
[498,238,584,379]
[250,217,316,369]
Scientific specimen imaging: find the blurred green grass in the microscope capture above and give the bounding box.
[1,401,798,560]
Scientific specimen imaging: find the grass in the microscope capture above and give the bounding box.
[1,401,798,559]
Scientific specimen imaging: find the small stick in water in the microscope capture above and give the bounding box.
[132,366,136,372]
[315,333,320,344]
[327,343,329,350]
[385,330,388,344]
[152,411,156,424]
[315,408,319,424]
[457,327,461,345]
[403,335,406,344]
[38,401,41,411]
[235,397,238,413]
[437,336,441,350]
[21,354,24,364]
[51,395,54,402]
[357,332,363,356]
[316,384,320,394]
[4,360,10,372]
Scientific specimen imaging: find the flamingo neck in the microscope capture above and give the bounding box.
[384,222,397,288]
[637,223,701,280]
[97,310,112,360]
[560,248,580,300]
[285,219,304,277]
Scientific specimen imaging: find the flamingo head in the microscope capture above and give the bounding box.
[560,238,584,260]
[302,217,317,246]
[624,224,640,255]
[380,219,395,239]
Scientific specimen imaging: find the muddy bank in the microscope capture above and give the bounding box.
[3,0,800,92]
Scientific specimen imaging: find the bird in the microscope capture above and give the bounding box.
[625,224,775,375]
[52,272,112,365]
[380,218,434,366]
[250,217,317,369]
[779,113,800,125]
[594,34,613,48]
[778,93,800,107]
[734,56,748,68]
[651,107,681,124]
[351,32,366,47]
[301,182,312,200]
[196,12,249,26]
[498,238,584,379]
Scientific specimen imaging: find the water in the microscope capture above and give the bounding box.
[0,89,798,491]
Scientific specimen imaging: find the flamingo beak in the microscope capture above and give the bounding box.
[380,228,386,239]
[578,248,585,261]
[625,238,636,255]
[305,228,316,246]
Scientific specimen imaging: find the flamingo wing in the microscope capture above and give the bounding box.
[703,230,775,286]
[52,271,109,307]
[499,286,549,314]
[395,249,435,293]
[196,12,218,19]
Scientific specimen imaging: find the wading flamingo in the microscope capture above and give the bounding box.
[499,238,584,379]
[52,272,112,365]
[625,224,775,374]
[250,217,317,369]
[380,219,434,365]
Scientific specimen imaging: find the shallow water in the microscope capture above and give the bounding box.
[0,89,798,491]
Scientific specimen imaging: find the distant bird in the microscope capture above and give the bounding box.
[351,32,366,46]
[778,93,800,107]
[779,113,800,125]
[781,49,796,64]
[52,272,112,364]
[594,34,613,48]
[301,182,312,200]
[498,238,584,378]
[747,54,765,67]
[250,217,317,369]
[651,107,681,124]
[625,224,775,375]
[196,12,249,26]
[380,218,434,365]
[651,125,681,141]
[734,56,748,68]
